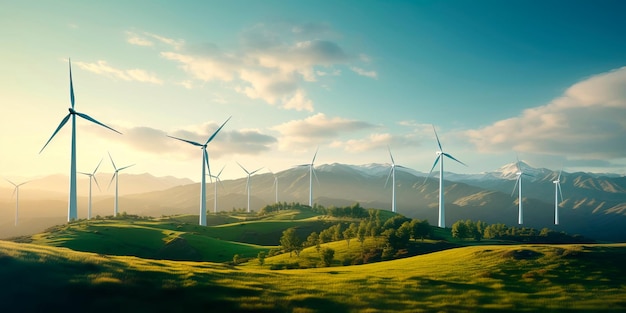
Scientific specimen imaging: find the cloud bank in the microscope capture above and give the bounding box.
[465,66,626,163]
[128,23,376,111]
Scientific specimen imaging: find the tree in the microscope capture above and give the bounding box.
[306,232,321,255]
[320,247,335,267]
[357,220,367,248]
[280,227,302,257]
[411,219,431,242]
[257,251,266,265]
[451,220,469,239]
[233,254,241,265]
[343,223,357,247]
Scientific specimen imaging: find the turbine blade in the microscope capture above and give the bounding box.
[39,114,71,153]
[311,147,319,164]
[558,183,563,203]
[558,168,563,180]
[442,152,467,166]
[17,181,29,187]
[78,172,90,176]
[93,158,103,175]
[251,167,263,175]
[204,149,212,183]
[511,176,520,197]
[69,59,75,109]
[206,116,232,144]
[311,167,321,187]
[217,165,226,177]
[107,173,116,190]
[424,156,440,184]
[108,152,117,171]
[384,167,393,189]
[237,162,249,174]
[432,125,443,151]
[75,112,122,135]
[93,175,101,191]
[167,135,203,147]
[118,164,135,171]
[4,178,16,187]
[388,146,395,165]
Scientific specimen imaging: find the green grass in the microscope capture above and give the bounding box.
[1,240,625,312]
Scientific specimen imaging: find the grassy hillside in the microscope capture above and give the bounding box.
[1,240,624,312]
[16,210,340,262]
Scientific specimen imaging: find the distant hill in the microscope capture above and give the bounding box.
[2,163,626,241]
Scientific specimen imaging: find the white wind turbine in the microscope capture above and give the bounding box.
[511,157,532,225]
[107,152,134,217]
[40,59,121,221]
[553,168,564,225]
[5,179,29,226]
[384,147,408,213]
[425,125,467,228]
[209,165,225,214]
[299,148,320,207]
[79,159,102,220]
[238,162,263,213]
[168,116,231,226]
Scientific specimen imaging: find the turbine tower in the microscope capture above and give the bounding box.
[425,125,467,228]
[168,116,230,226]
[40,59,121,221]
[238,162,262,213]
[79,159,102,220]
[107,152,134,217]
[511,158,532,225]
[299,148,319,207]
[384,147,408,213]
[209,165,225,214]
[5,179,28,226]
[553,169,564,225]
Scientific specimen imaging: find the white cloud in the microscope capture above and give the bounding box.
[125,31,153,46]
[330,133,421,153]
[161,52,237,82]
[149,23,375,111]
[126,31,184,50]
[272,113,376,149]
[350,66,378,78]
[74,60,163,84]
[84,121,277,160]
[465,66,626,161]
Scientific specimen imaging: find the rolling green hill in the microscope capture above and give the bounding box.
[15,210,346,262]
[1,240,624,312]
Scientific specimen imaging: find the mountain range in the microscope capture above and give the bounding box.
[2,162,625,241]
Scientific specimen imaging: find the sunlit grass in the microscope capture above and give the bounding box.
[2,240,625,312]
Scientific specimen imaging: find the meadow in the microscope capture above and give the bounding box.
[1,240,625,312]
[2,208,625,312]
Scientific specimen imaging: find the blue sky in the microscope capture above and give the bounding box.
[1,0,626,182]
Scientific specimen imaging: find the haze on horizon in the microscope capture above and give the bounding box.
[2,1,626,184]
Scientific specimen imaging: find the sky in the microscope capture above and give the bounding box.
[1,0,626,183]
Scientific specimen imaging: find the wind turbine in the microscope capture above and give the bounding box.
[79,159,102,220]
[553,168,564,225]
[237,162,263,213]
[299,148,320,207]
[511,157,532,225]
[107,152,134,217]
[39,59,121,221]
[384,147,408,213]
[167,116,231,226]
[425,125,467,228]
[209,165,225,214]
[5,179,28,226]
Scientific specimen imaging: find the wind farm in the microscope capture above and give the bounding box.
[2,1,626,312]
